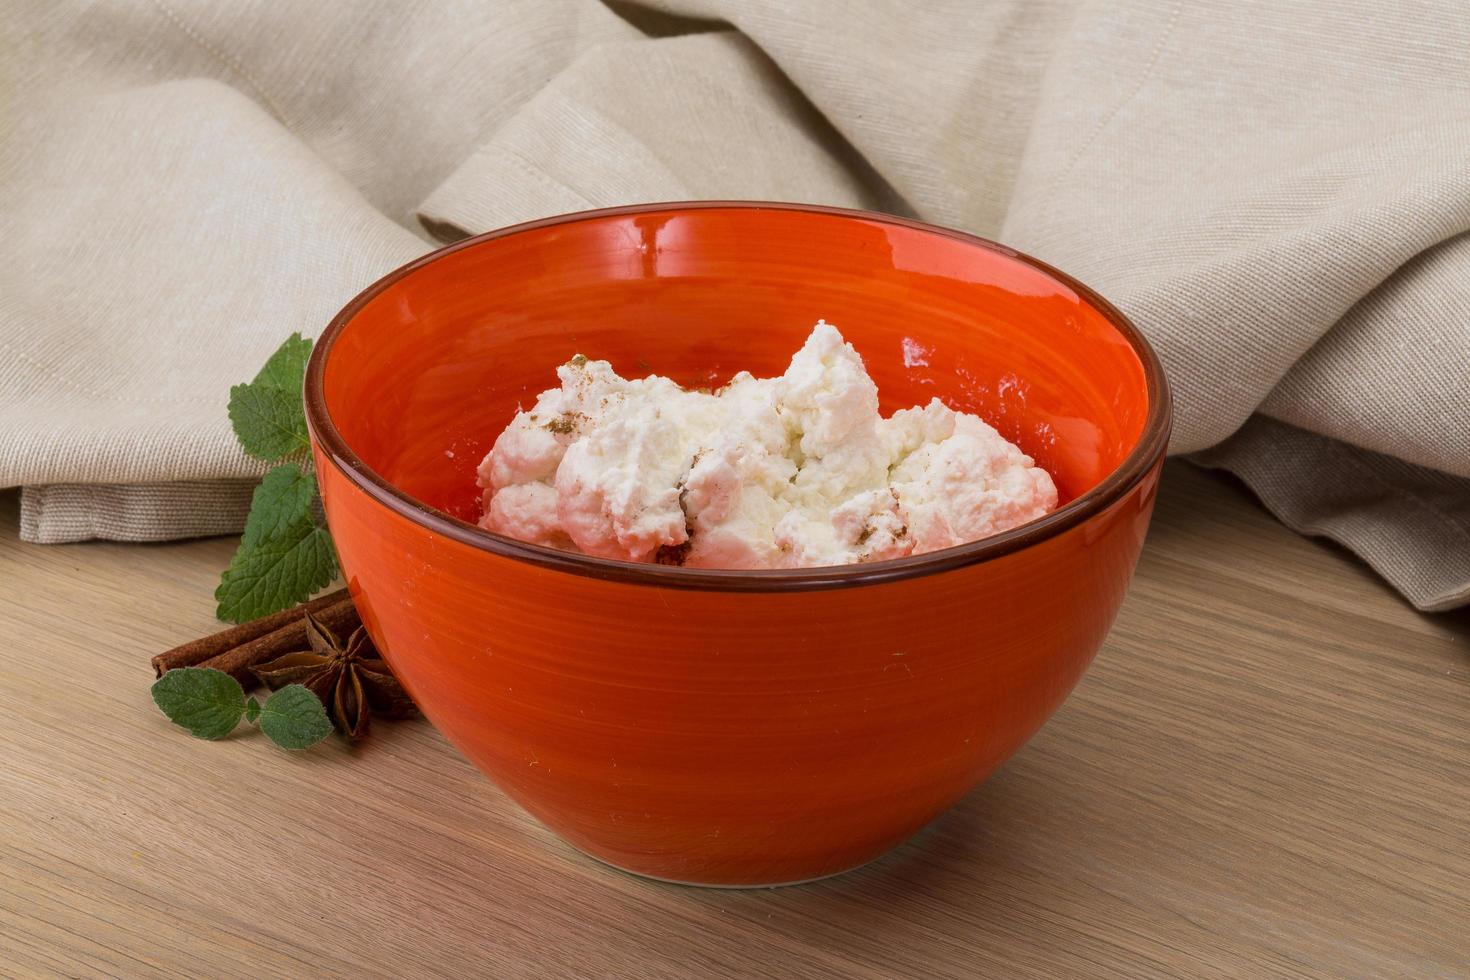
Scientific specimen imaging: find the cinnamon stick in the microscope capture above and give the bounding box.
[151,588,350,677]
[196,598,362,684]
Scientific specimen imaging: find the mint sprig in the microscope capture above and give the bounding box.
[215,334,338,623]
[151,667,333,750]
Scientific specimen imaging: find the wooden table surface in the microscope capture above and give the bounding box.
[3,461,1466,978]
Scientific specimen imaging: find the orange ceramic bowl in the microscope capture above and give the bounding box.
[306,202,1170,887]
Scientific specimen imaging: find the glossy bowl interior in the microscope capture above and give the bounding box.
[308,202,1170,885]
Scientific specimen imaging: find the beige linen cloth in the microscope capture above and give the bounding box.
[3,1,1468,610]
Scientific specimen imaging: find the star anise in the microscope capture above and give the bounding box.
[251,612,416,740]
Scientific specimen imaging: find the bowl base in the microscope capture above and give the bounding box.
[568,842,887,890]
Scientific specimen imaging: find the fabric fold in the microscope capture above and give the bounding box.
[20,481,257,545]
[417,31,893,238]
[0,76,426,492]
[1193,419,1470,612]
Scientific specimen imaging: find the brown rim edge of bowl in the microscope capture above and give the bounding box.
[304,200,1173,593]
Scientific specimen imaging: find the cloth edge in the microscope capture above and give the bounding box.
[1191,416,1470,612]
[20,480,257,545]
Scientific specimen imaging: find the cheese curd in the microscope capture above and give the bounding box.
[476,322,1058,568]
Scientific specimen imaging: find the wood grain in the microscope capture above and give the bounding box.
[2,461,1466,978]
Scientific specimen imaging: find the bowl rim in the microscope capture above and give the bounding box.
[305,200,1172,592]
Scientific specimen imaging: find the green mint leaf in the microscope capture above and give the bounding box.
[151,668,247,740]
[215,519,337,623]
[249,332,314,390]
[240,463,318,547]
[228,385,310,461]
[215,463,338,623]
[228,333,313,462]
[244,697,262,724]
[257,684,334,750]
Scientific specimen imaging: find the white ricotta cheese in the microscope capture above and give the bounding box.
[476,322,1058,568]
